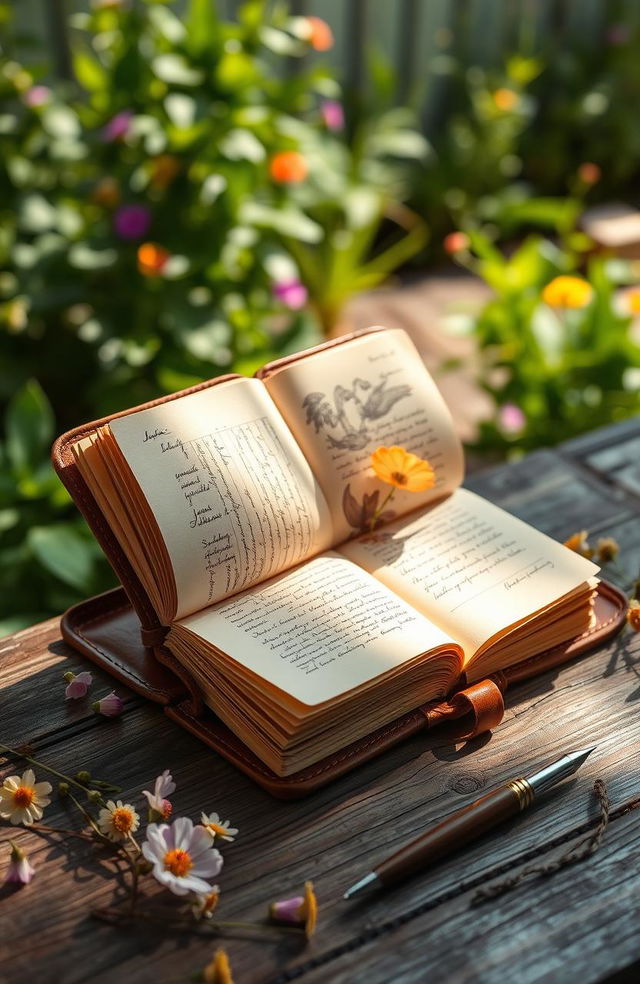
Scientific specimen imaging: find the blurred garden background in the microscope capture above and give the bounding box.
[1,0,640,634]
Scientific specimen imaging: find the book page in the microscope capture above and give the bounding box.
[339,488,600,662]
[109,377,333,619]
[174,553,458,706]
[261,329,464,542]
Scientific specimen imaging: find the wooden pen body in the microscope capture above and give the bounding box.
[377,781,532,886]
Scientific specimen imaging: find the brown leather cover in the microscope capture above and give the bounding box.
[60,580,626,798]
[52,328,628,798]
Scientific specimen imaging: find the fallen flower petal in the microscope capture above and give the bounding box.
[191,886,220,919]
[64,670,93,700]
[4,842,35,885]
[269,880,317,938]
[92,692,124,717]
[202,949,234,984]
[0,769,53,826]
[200,812,238,843]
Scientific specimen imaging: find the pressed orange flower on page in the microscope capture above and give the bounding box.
[371,445,435,492]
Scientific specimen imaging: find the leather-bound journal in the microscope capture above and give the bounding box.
[53,327,627,797]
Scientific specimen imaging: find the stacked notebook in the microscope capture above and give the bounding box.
[53,327,626,796]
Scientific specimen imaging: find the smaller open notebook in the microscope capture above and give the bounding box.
[53,327,626,792]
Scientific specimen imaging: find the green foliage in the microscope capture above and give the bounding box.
[0,381,114,635]
[0,0,426,632]
[452,230,640,453]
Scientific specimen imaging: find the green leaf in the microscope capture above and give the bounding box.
[152,55,204,87]
[73,48,106,93]
[186,0,219,50]
[5,380,54,475]
[241,202,323,243]
[28,524,95,592]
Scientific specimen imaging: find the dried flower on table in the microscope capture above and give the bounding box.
[191,886,221,920]
[142,768,175,820]
[627,600,640,632]
[594,537,620,564]
[97,800,140,842]
[63,670,93,699]
[0,768,52,825]
[202,949,234,984]
[4,842,35,885]
[92,691,124,717]
[563,530,594,559]
[200,812,238,844]
[269,880,318,939]
[141,817,223,896]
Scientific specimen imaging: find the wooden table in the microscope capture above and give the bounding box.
[2,419,640,984]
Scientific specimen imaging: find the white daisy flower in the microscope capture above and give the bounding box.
[142,817,223,896]
[0,769,52,826]
[142,769,176,817]
[200,812,238,843]
[97,800,140,842]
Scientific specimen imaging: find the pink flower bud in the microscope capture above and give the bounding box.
[5,842,35,885]
[92,691,124,717]
[64,670,93,700]
[272,279,308,310]
[320,100,345,131]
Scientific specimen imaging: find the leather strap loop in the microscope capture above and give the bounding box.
[140,624,169,648]
[421,677,505,739]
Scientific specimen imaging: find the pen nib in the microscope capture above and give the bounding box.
[565,746,597,773]
[343,872,379,900]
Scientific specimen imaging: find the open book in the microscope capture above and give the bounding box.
[68,327,599,776]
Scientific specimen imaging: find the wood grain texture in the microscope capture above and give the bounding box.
[1,419,639,984]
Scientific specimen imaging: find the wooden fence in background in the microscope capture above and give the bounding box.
[13,0,640,135]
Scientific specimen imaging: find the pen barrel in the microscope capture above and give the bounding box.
[377,781,532,887]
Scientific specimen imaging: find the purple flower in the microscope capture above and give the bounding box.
[113,204,151,240]
[272,279,308,310]
[63,670,93,700]
[92,691,124,717]
[497,402,526,435]
[320,100,345,132]
[4,843,35,885]
[102,110,133,143]
[23,85,51,108]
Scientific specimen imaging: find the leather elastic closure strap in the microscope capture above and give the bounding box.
[422,678,505,740]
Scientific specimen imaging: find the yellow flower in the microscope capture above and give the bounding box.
[627,599,640,632]
[542,276,593,309]
[203,949,234,984]
[626,288,640,315]
[371,446,435,492]
[594,537,619,564]
[493,88,518,111]
[563,530,593,559]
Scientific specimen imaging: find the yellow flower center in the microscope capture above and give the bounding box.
[164,848,193,877]
[627,289,640,315]
[207,822,227,837]
[13,786,34,808]
[111,807,135,834]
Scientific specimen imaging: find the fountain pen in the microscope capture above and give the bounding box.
[344,746,596,899]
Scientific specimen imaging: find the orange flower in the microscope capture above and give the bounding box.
[625,288,640,315]
[137,242,170,277]
[577,162,601,185]
[304,16,334,51]
[563,530,593,559]
[371,446,436,492]
[542,276,593,309]
[269,150,308,184]
[493,88,518,111]
[150,154,180,189]
[443,231,470,254]
[627,599,640,632]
